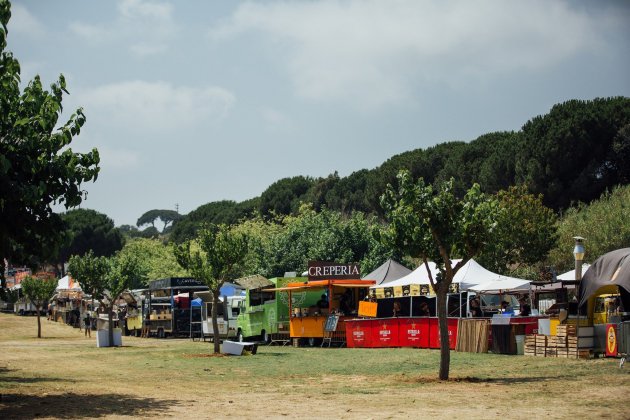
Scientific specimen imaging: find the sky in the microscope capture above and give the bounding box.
[8,0,630,227]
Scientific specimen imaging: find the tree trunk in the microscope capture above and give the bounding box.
[108,309,114,347]
[212,290,221,354]
[436,289,450,380]
[36,306,42,338]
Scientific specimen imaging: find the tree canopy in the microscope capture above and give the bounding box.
[21,275,57,338]
[381,171,498,380]
[68,251,143,346]
[57,209,123,270]
[0,0,100,285]
[117,238,188,287]
[477,185,557,274]
[175,224,247,353]
[548,184,630,272]
[136,209,181,232]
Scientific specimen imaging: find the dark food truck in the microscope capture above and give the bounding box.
[144,277,208,338]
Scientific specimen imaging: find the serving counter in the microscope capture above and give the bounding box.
[345,317,458,349]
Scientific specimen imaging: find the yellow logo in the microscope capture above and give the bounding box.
[607,325,617,355]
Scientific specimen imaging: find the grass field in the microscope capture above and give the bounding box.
[1,313,628,419]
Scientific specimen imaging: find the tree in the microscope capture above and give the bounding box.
[169,199,258,244]
[259,176,314,217]
[516,97,630,210]
[21,275,57,338]
[0,1,100,287]
[68,252,143,347]
[117,238,188,287]
[175,224,247,353]
[548,184,630,272]
[478,185,557,274]
[381,171,498,380]
[137,209,182,233]
[57,209,123,272]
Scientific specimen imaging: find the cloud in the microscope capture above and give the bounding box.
[8,3,45,38]
[261,107,292,131]
[77,80,236,132]
[118,0,173,20]
[70,0,175,57]
[98,146,140,169]
[211,0,613,109]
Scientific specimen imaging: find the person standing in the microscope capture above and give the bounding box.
[84,311,92,338]
[519,298,531,316]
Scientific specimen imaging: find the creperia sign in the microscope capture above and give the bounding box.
[307,261,360,280]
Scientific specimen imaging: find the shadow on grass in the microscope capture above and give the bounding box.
[0,367,69,384]
[257,352,290,357]
[405,374,575,385]
[0,393,180,418]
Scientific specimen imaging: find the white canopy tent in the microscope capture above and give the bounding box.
[556,264,591,281]
[468,277,531,293]
[373,259,520,292]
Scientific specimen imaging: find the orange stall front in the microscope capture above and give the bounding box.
[273,278,376,345]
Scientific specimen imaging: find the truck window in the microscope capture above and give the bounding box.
[249,289,276,306]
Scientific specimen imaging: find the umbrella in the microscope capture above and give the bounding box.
[579,248,630,307]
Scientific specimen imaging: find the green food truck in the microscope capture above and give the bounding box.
[235,275,321,343]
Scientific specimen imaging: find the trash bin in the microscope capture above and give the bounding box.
[515,335,525,355]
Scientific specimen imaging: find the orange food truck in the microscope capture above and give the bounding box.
[273,262,375,346]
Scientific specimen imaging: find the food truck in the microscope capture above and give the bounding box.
[144,277,208,338]
[194,292,245,340]
[235,275,321,343]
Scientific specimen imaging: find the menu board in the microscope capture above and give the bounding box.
[324,314,340,332]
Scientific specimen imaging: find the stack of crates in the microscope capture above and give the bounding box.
[524,335,536,356]
[535,334,547,357]
[555,325,575,358]
[524,325,592,358]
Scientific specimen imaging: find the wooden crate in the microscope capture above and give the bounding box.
[555,336,567,348]
[546,348,557,357]
[547,336,557,347]
[535,335,547,346]
[556,348,568,358]
[556,325,576,337]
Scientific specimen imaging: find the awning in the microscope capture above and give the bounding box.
[269,279,375,293]
[234,274,272,290]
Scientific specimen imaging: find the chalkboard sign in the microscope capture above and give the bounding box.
[324,314,340,332]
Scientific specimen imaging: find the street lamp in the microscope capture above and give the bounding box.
[573,236,585,335]
[573,236,585,281]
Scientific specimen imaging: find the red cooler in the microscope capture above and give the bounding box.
[398,317,430,348]
[372,318,399,347]
[345,319,373,348]
[605,323,618,357]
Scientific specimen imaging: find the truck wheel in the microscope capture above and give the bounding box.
[236,330,244,343]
